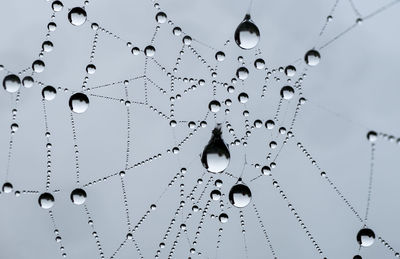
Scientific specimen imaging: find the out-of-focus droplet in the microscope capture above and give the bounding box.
[238,92,249,103]
[305,49,321,66]
[86,64,96,74]
[280,86,295,100]
[2,182,13,193]
[22,76,34,88]
[285,65,296,77]
[210,190,221,201]
[353,255,362,259]
[219,213,229,223]
[68,7,87,26]
[208,100,221,113]
[236,67,249,80]
[155,12,167,23]
[215,51,225,61]
[234,14,260,50]
[144,45,156,57]
[254,58,265,69]
[229,180,252,208]
[201,124,230,173]
[367,131,377,142]
[52,1,64,12]
[42,41,54,52]
[69,93,89,113]
[357,228,375,247]
[70,188,87,205]
[3,74,21,93]
[32,60,45,73]
[11,123,19,132]
[42,86,57,101]
[38,192,55,209]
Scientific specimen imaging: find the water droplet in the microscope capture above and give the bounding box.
[69,93,89,113]
[68,7,87,26]
[52,1,64,12]
[238,92,249,103]
[234,14,260,50]
[182,36,192,45]
[144,45,156,57]
[201,125,230,173]
[219,213,229,223]
[48,22,57,31]
[22,76,34,88]
[357,228,375,247]
[32,60,45,73]
[305,49,321,66]
[236,67,249,80]
[254,58,265,69]
[173,27,182,36]
[11,123,19,132]
[208,100,221,113]
[131,47,140,55]
[280,86,295,100]
[215,51,225,61]
[42,41,54,52]
[86,64,96,74]
[155,12,167,23]
[38,192,55,209]
[70,188,87,205]
[3,74,21,93]
[229,181,252,208]
[42,86,57,101]
[265,120,275,129]
[285,65,296,77]
[2,182,13,193]
[353,255,362,259]
[210,190,221,200]
[367,131,377,142]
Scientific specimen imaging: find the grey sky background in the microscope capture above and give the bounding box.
[0,0,400,258]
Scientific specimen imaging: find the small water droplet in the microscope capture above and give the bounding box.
[219,213,229,223]
[305,49,321,66]
[52,1,64,12]
[86,64,96,74]
[42,41,54,52]
[285,65,296,77]
[155,12,167,23]
[367,131,377,142]
[38,192,55,209]
[280,86,295,100]
[238,92,249,103]
[208,100,221,113]
[42,86,57,101]
[69,93,89,113]
[70,188,87,205]
[215,51,225,61]
[236,67,249,80]
[210,190,221,201]
[32,60,45,73]
[254,58,265,69]
[144,45,156,57]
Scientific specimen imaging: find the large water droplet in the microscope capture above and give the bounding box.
[201,125,230,173]
[234,14,260,50]
[144,45,156,57]
[236,67,249,80]
[210,190,221,201]
[280,86,295,100]
[367,131,377,142]
[42,86,57,101]
[285,65,296,77]
[357,228,375,247]
[38,192,55,209]
[155,12,167,24]
[32,60,45,73]
[52,1,64,12]
[219,213,229,223]
[71,188,87,205]
[2,182,13,193]
[215,51,225,61]
[208,100,221,113]
[305,49,321,66]
[3,74,21,93]
[69,93,89,113]
[229,181,252,208]
[68,7,87,26]
[42,41,54,52]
